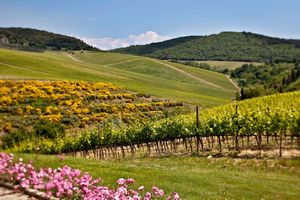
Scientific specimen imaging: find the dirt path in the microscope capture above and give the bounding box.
[226,75,240,91]
[0,187,35,200]
[66,53,235,91]
[66,53,84,63]
[150,59,225,89]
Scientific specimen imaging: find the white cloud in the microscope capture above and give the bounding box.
[81,37,130,50]
[81,31,171,50]
[127,31,171,45]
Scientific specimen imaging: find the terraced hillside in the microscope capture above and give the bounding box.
[0,48,237,106]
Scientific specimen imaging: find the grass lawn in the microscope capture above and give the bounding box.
[14,153,300,200]
[0,48,237,106]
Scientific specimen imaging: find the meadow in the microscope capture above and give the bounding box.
[14,153,300,200]
[0,48,237,106]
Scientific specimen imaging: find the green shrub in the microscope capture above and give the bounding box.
[34,120,65,139]
[1,126,32,149]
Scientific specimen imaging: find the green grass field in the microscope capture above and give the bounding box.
[0,48,237,106]
[15,153,300,200]
[195,60,262,70]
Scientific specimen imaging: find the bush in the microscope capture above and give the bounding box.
[34,120,65,139]
[1,127,32,149]
[3,122,13,133]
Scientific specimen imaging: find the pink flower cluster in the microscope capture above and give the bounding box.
[0,153,180,200]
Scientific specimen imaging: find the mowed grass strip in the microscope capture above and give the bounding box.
[195,60,263,70]
[74,52,237,102]
[0,48,237,106]
[15,154,300,200]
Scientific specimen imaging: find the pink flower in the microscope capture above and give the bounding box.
[117,178,127,185]
[67,189,73,196]
[127,178,135,184]
[173,192,180,200]
[144,192,152,200]
[0,152,180,200]
[133,194,141,200]
[138,185,145,191]
[46,191,52,198]
[152,186,165,196]
[20,179,29,189]
[57,155,65,162]
[56,192,61,197]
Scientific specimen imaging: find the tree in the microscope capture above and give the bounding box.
[240,88,245,100]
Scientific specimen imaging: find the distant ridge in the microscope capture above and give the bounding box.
[0,27,99,51]
[112,31,300,62]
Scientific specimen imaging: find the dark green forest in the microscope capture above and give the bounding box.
[112,32,300,62]
[231,62,300,99]
[0,27,98,51]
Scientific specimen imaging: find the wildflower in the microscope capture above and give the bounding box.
[0,152,179,200]
[138,185,145,191]
[152,186,165,196]
[127,178,135,184]
[57,155,65,162]
[144,192,151,200]
[117,178,127,185]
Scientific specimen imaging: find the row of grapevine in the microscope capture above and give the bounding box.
[17,91,300,158]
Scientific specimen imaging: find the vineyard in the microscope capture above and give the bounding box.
[0,80,184,138]
[8,91,299,157]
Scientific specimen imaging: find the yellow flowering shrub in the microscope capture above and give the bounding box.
[0,96,13,106]
[45,106,52,115]
[82,108,90,114]
[15,107,23,115]
[35,108,42,115]
[3,122,13,133]
[0,80,182,131]
[0,87,11,95]
[25,106,33,114]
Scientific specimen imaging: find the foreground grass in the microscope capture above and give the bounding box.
[0,48,237,106]
[14,154,300,200]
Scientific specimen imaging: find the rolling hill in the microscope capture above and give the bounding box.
[0,48,237,106]
[0,27,98,51]
[112,31,300,62]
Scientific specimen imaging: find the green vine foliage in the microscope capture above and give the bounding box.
[9,91,300,154]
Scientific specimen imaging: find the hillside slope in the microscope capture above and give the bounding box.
[0,27,97,51]
[0,48,237,106]
[231,62,300,99]
[112,32,300,62]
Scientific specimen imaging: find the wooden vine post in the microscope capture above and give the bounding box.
[235,103,239,151]
[196,106,200,128]
[196,106,200,154]
[279,131,283,157]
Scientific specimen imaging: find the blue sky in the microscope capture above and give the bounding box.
[1,0,300,49]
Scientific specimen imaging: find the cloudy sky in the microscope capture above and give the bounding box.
[80,31,171,50]
[1,0,300,50]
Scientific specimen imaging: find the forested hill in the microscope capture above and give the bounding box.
[0,27,98,51]
[112,32,300,62]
